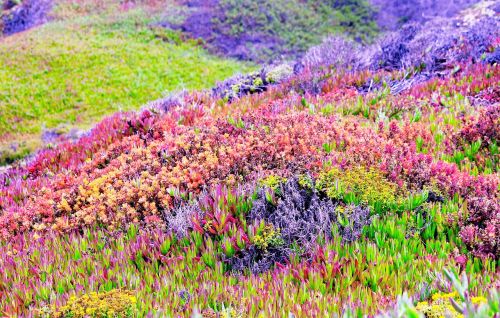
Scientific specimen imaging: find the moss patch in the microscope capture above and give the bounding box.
[315,166,401,212]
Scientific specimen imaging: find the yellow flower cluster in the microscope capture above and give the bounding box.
[297,174,314,190]
[431,291,459,302]
[416,301,463,318]
[471,296,487,305]
[54,289,137,318]
[252,224,283,251]
[204,220,214,232]
[259,175,287,194]
[416,292,487,318]
[220,307,243,318]
[316,166,400,209]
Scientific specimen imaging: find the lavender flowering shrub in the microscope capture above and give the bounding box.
[370,0,479,30]
[144,90,188,114]
[248,178,339,246]
[301,2,498,76]
[229,177,372,273]
[227,242,291,274]
[371,13,499,72]
[163,203,203,238]
[1,0,52,35]
[301,36,365,71]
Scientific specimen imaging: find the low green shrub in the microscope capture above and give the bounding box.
[316,166,401,213]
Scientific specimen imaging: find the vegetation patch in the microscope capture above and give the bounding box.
[0,4,254,164]
[1,0,52,35]
[53,290,137,318]
[168,0,378,63]
[229,177,371,273]
[211,63,293,102]
[315,166,401,213]
[0,3,499,316]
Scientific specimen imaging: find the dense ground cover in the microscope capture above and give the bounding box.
[0,1,499,317]
[0,0,254,165]
[1,44,499,317]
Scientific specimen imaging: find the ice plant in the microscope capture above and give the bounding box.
[0,11,499,316]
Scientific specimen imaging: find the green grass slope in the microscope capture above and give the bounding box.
[0,2,254,164]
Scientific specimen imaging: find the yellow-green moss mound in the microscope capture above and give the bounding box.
[315,166,401,212]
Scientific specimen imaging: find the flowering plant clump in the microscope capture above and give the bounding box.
[258,175,288,195]
[315,166,401,213]
[54,290,137,318]
[416,292,464,318]
[416,292,488,318]
[251,223,284,251]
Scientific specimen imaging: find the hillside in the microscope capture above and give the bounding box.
[0,0,254,165]
[0,0,499,317]
[165,0,379,62]
[369,0,482,29]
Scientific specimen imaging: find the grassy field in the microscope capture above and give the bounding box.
[0,1,254,165]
